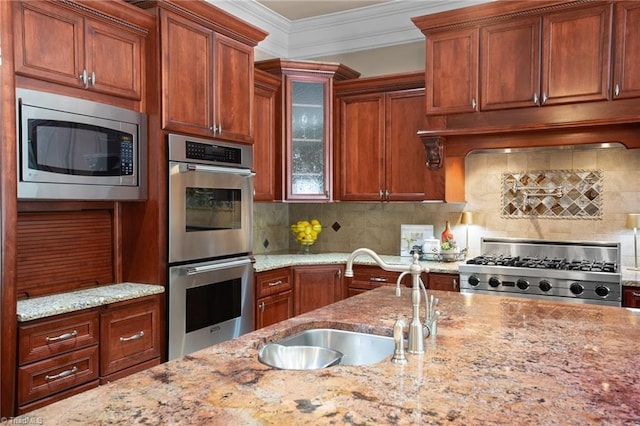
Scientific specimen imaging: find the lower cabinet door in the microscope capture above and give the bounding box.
[17,345,99,405]
[256,290,293,329]
[100,296,161,376]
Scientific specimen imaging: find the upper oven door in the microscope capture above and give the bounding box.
[168,162,254,263]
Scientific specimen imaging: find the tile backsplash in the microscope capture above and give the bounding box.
[253,146,640,268]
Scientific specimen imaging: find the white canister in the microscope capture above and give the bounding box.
[422,238,440,256]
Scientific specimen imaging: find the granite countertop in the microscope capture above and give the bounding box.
[21,287,640,424]
[16,282,165,322]
[253,252,463,274]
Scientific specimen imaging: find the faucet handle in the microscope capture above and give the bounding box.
[391,319,407,364]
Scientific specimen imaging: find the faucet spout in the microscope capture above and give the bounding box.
[344,248,428,354]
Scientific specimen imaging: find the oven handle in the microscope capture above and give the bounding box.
[179,163,255,177]
[183,257,254,275]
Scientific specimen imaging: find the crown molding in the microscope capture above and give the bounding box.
[209,0,492,59]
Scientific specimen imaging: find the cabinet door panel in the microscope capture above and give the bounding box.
[622,287,640,308]
[253,72,281,201]
[385,89,426,201]
[14,1,84,87]
[293,265,343,316]
[481,17,541,110]
[86,19,143,99]
[542,4,612,105]
[161,10,213,134]
[426,28,479,114]
[256,291,293,329]
[613,2,640,100]
[338,94,385,200]
[100,296,160,376]
[214,34,254,143]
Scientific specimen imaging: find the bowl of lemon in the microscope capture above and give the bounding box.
[290,219,323,254]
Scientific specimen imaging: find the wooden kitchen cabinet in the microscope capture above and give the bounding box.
[255,60,359,201]
[293,265,344,315]
[16,310,100,414]
[612,2,640,100]
[427,272,460,292]
[13,0,148,100]
[425,27,479,115]
[255,268,293,329]
[482,4,612,110]
[99,294,161,382]
[336,86,427,201]
[622,286,640,308]
[159,9,257,143]
[253,69,282,201]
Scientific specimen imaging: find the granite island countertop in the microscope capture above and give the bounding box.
[20,287,640,424]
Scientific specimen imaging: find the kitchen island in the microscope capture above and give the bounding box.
[19,287,640,424]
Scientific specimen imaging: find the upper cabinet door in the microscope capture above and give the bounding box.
[541,4,612,106]
[425,27,479,115]
[85,19,143,100]
[213,34,254,144]
[612,2,640,100]
[161,11,214,135]
[14,1,146,100]
[481,17,541,111]
[338,93,385,201]
[14,1,85,89]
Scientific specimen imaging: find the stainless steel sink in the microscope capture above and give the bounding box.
[258,344,343,370]
[275,328,396,366]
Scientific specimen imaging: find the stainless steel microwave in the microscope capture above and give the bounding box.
[16,88,147,200]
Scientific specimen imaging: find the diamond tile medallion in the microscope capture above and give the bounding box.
[501,169,602,219]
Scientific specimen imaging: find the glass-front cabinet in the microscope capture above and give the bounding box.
[255,60,360,201]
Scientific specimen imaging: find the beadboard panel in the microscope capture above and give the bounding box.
[17,211,114,299]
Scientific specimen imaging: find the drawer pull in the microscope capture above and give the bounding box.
[45,330,78,343]
[120,331,145,342]
[633,292,640,297]
[45,366,77,381]
[370,277,388,283]
[267,280,283,287]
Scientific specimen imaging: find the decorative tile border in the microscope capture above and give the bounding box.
[501,169,603,219]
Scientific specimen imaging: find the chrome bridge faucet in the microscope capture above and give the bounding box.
[344,248,428,354]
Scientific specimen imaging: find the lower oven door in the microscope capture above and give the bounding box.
[168,161,254,263]
[168,256,254,360]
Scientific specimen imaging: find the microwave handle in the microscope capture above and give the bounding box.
[179,163,255,177]
[183,258,253,276]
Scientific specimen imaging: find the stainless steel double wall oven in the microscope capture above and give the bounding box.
[167,134,255,360]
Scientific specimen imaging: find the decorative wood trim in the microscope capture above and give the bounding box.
[334,71,424,96]
[421,136,445,170]
[255,59,361,81]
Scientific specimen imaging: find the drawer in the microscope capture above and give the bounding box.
[348,265,415,291]
[18,310,99,364]
[17,345,99,405]
[100,296,161,376]
[428,273,460,292]
[256,267,292,298]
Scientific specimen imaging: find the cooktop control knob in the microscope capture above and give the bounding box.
[539,280,552,292]
[595,285,610,297]
[468,275,480,287]
[570,282,584,295]
[488,277,501,288]
[516,279,530,290]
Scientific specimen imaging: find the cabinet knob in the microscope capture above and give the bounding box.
[379,190,384,201]
[89,71,96,87]
[614,84,620,97]
[337,269,342,278]
[532,93,539,105]
[259,302,265,312]
[471,98,477,109]
[541,93,548,105]
[384,190,390,201]
[453,278,458,289]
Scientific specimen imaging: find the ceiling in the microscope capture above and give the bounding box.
[255,0,390,21]
[212,0,492,60]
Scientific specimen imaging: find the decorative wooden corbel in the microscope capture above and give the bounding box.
[421,136,445,170]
